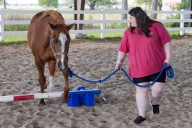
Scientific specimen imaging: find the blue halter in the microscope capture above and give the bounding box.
[50,41,68,57]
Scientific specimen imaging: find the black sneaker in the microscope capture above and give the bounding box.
[150,101,160,114]
[134,116,146,124]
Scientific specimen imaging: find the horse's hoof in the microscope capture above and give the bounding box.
[38,103,46,106]
[44,84,47,89]
[38,100,46,105]
[61,98,68,103]
[60,96,68,103]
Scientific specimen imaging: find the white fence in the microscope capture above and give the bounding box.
[0,9,192,40]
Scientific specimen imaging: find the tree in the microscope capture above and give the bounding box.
[174,0,190,10]
[134,0,153,9]
[164,0,191,28]
[84,0,118,10]
[0,0,8,9]
[172,0,190,26]
[157,0,162,10]
[64,0,118,10]
[151,0,158,19]
[38,0,58,8]
[122,0,127,20]
[85,0,97,10]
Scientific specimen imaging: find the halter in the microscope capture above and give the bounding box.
[50,41,68,57]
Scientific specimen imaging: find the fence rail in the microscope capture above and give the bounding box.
[0,9,192,40]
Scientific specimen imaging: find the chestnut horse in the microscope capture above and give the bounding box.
[27,10,74,105]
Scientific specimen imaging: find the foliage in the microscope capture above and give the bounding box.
[134,0,153,8]
[86,31,182,40]
[38,0,58,8]
[169,32,180,38]
[174,0,190,10]
[0,0,7,4]
[164,14,188,28]
[164,14,180,28]
[0,0,8,9]
[163,0,190,29]
[134,0,162,10]
[135,0,152,5]
[63,0,118,10]
[92,0,118,7]
[157,0,162,10]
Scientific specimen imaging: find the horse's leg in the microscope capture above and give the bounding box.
[48,60,56,92]
[61,70,69,103]
[34,57,46,105]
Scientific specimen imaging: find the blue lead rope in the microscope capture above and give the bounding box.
[120,64,174,88]
[68,63,174,88]
[68,68,119,83]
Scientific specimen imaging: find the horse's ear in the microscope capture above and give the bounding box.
[67,23,75,30]
[48,23,57,30]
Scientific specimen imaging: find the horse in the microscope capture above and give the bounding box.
[27,10,74,105]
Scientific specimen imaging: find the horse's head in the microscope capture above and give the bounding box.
[49,23,74,71]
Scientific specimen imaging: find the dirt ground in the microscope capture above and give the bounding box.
[0,37,191,128]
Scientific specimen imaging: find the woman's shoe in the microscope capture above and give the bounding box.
[134,116,146,124]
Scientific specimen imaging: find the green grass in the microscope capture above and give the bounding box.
[85,31,183,40]
[169,31,181,38]
[86,33,123,40]
[0,31,184,45]
[0,35,27,45]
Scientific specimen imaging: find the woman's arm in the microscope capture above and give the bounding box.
[163,41,172,66]
[115,51,127,70]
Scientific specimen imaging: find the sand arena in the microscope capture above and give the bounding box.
[0,37,191,127]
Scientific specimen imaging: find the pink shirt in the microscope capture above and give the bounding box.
[118,22,171,78]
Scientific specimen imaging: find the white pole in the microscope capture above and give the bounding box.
[0,8,4,41]
[180,9,184,36]
[0,92,63,102]
[101,9,105,38]
[0,89,101,103]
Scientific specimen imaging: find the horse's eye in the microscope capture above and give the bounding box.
[53,40,57,44]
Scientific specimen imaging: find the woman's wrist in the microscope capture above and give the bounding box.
[116,61,122,65]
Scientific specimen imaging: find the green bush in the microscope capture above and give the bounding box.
[164,14,188,28]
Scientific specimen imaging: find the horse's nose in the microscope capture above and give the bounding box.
[57,62,62,70]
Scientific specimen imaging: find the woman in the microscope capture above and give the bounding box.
[115,7,172,124]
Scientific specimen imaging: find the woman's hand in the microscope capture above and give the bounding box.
[164,59,172,66]
[115,62,123,70]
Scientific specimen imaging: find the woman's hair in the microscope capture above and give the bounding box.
[128,7,157,37]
